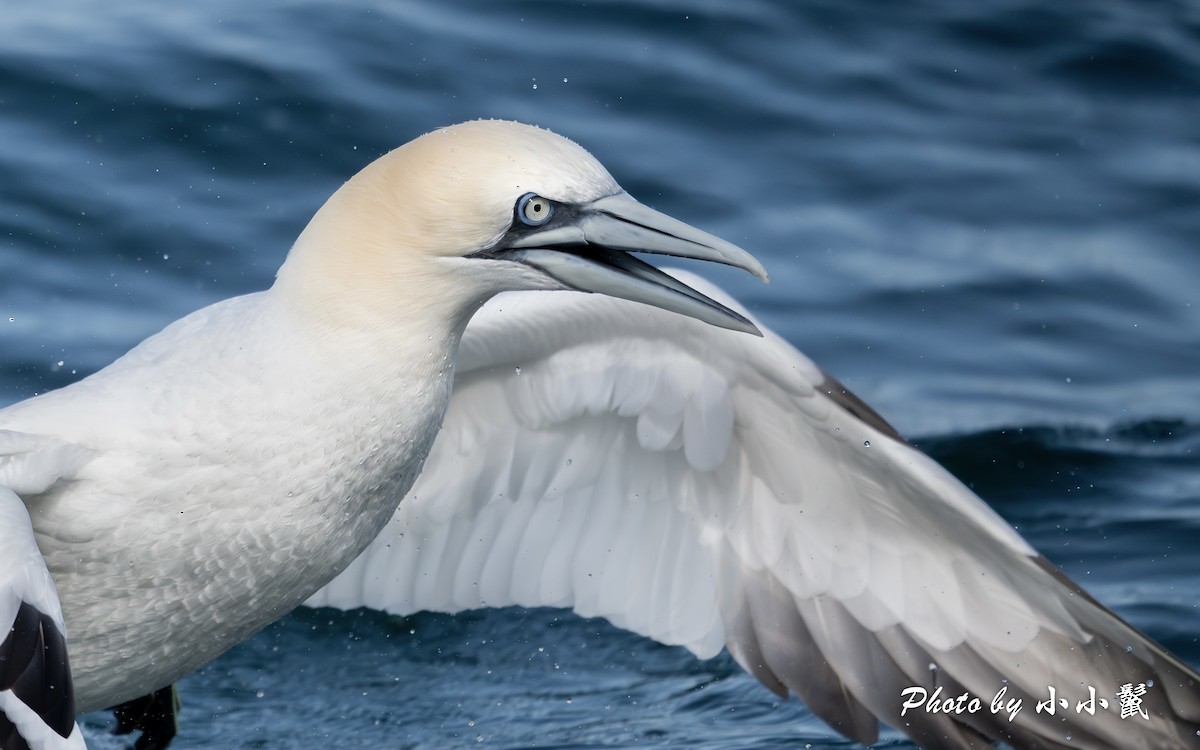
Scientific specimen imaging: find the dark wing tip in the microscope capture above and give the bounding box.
[1,601,76,740]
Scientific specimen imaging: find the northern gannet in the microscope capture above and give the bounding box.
[1,121,1197,750]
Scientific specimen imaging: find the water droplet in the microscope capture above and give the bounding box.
[565,459,573,467]
[1147,679,1154,687]
[532,83,538,90]
[1125,645,1134,653]
[514,366,522,375]
[562,77,568,83]
[863,440,871,448]
[256,689,265,698]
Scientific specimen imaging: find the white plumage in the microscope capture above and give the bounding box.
[1,120,1197,750]
[309,275,1200,749]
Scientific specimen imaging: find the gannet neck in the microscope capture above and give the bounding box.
[272,196,492,345]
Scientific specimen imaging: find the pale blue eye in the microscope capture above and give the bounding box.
[517,193,553,226]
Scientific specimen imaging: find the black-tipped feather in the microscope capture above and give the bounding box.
[1,602,76,741]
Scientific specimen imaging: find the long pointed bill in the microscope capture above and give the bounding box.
[503,192,768,336]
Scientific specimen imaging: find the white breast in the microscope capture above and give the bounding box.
[3,291,460,711]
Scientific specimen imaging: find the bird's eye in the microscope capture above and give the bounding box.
[516,193,553,226]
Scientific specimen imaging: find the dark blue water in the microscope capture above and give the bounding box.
[2,1,1198,747]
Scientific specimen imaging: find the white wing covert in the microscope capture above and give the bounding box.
[1,431,88,750]
[309,272,1200,750]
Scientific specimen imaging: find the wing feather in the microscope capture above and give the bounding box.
[308,272,1200,749]
[1,481,86,749]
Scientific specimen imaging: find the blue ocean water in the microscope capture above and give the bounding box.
[1,1,1198,747]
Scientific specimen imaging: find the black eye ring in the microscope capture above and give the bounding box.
[516,193,554,226]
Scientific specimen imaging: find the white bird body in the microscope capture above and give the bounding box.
[3,289,458,710]
[0,120,770,748]
[1,120,1197,750]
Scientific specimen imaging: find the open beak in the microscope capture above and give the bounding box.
[496,192,768,336]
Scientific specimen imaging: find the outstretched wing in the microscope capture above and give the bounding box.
[308,272,1200,749]
[1,432,88,750]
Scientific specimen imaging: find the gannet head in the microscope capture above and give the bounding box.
[277,120,767,336]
